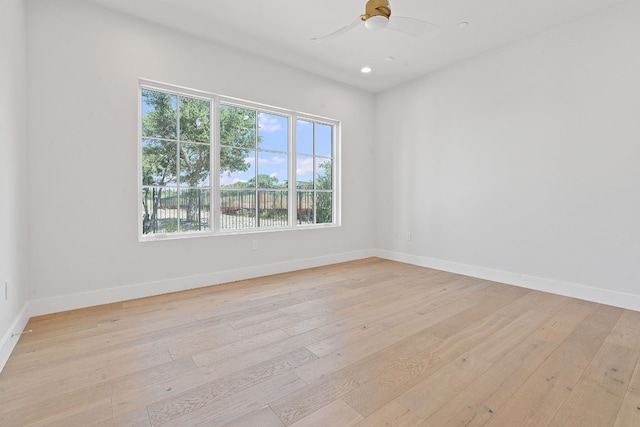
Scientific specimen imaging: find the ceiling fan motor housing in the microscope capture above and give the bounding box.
[361,0,391,21]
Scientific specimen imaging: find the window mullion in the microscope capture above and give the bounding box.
[176,96,182,233]
[290,114,296,228]
[254,110,259,228]
[212,96,220,233]
[313,122,317,224]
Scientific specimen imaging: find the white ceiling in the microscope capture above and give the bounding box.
[86,0,627,93]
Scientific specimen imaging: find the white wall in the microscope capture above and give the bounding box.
[26,0,375,314]
[375,0,640,309]
[0,0,30,367]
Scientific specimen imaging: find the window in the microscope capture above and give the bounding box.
[219,104,290,230]
[296,119,334,225]
[139,81,339,239]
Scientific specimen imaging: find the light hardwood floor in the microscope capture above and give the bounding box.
[1,258,640,426]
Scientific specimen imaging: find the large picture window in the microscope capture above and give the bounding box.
[139,81,339,239]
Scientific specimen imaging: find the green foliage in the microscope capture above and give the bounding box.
[142,140,176,186]
[314,161,333,223]
[142,90,176,139]
[294,160,333,224]
[180,144,210,187]
[316,191,332,224]
[248,174,282,189]
[316,160,332,190]
[180,97,210,143]
[165,218,178,233]
[297,180,313,190]
[220,105,258,176]
[178,98,211,188]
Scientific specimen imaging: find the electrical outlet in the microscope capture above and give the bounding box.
[406,232,412,241]
[252,240,259,250]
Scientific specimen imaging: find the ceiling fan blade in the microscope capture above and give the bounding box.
[387,16,441,38]
[312,18,362,43]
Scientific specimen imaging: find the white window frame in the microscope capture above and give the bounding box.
[138,79,341,241]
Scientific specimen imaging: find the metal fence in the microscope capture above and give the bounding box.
[143,188,323,234]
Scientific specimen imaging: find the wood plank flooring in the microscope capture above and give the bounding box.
[1,257,639,426]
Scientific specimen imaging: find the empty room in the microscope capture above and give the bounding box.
[1,0,639,425]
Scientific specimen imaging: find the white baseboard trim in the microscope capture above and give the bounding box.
[375,249,640,312]
[28,249,376,317]
[0,303,31,373]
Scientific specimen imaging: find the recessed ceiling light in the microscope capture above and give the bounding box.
[458,21,469,29]
[361,66,372,74]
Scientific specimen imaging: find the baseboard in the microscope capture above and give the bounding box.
[0,303,31,373]
[28,249,376,317]
[375,249,640,312]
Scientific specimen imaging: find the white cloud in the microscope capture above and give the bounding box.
[296,157,314,176]
[258,114,281,132]
[219,173,249,186]
[251,155,286,165]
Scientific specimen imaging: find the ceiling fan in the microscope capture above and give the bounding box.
[312,0,440,42]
